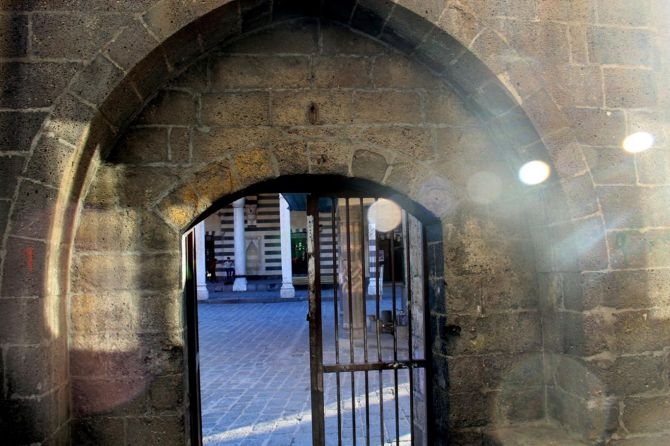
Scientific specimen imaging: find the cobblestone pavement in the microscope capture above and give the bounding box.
[198,299,415,445]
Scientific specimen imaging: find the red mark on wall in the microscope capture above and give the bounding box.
[25,246,33,272]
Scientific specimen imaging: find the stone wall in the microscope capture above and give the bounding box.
[0,1,668,445]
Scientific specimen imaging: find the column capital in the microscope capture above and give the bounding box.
[232,197,245,208]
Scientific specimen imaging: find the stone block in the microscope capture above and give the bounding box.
[71,417,126,446]
[380,4,434,54]
[272,140,309,175]
[636,145,670,185]
[0,111,46,153]
[44,93,99,148]
[445,312,541,355]
[0,155,25,199]
[554,355,607,398]
[544,65,603,108]
[110,127,168,165]
[0,298,45,345]
[0,200,9,236]
[492,387,545,424]
[136,90,197,126]
[192,126,272,161]
[0,395,53,444]
[149,374,183,412]
[594,354,665,396]
[140,211,180,252]
[2,233,47,292]
[351,149,388,182]
[70,54,125,108]
[320,22,383,55]
[23,135,79,189]
[547,386,618,443]
[195,2,241,50]
[490,105,541,148]
[583,270,670,310]
[372,52,436,88]
[598,185,670,229]
[350,0,394,36]
[72,253,180,293]
[610,435,670,446]
[609,228,670,269]
[118,166,180,209]
[232,147,275,187]
[307,141,350,175]
[0,13,27,57]
[350,126,434,161]
[228,17,318,54]
[613,310,670,354]
[588,27,655,66]
[482,353,544,391]
[448,390,490,428]
[31,12,127,60]
[571,216,609,271]
[353,91,421,124]
[604,67,657,108]
[414,24,466,73]
[103,18,161,73]
[425,89,478,126]
[562,310,612,356]
[156,183,199,230]
[168,127,191,164]
[565,107,626,148]
[0,61,79,109]
[5,345,50,397]
[583,147,636,185]
[72,376,148,416]
[126,415,185,445]
[190,161,234,206]
[541,128,589,178]
[623,395,670,433]
[210,55,311,89]
[272,90,352,126]
[201,91,270,126]
[447,355,485,393]
[313,56,372,88]
[75,208,139,252]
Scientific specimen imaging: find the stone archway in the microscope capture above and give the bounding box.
[2,2,606,445]
[67,18,557,444]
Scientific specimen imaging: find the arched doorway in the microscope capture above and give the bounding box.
[184,176,443,444]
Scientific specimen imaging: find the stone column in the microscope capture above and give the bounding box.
[232,198,247,291]
[279,194,295,298]
[195,221,209,300]
[367,221,382,296]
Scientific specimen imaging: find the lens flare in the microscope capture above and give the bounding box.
[368,198,402,232]
[623,131,654,153]
[518,160,551,185]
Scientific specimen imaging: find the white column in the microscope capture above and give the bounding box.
[195,221,209,300]
[232,198,247,291]
[279,194,295,298]
[367,221,379,296]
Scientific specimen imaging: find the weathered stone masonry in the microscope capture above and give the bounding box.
[0,1,669,445]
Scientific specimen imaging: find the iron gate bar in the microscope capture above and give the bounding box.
[359,197,371,446]
[405,214,416,445]
[329,197,343,446]
[307,196,325,446]
[344,198,357,446]
[390,231,400,445]
[374,210,385,446]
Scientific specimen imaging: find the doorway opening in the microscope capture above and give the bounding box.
[184,177,438,445]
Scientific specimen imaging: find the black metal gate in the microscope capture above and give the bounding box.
[307,195,430,446]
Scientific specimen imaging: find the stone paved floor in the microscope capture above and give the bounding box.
[198,298,415,445]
